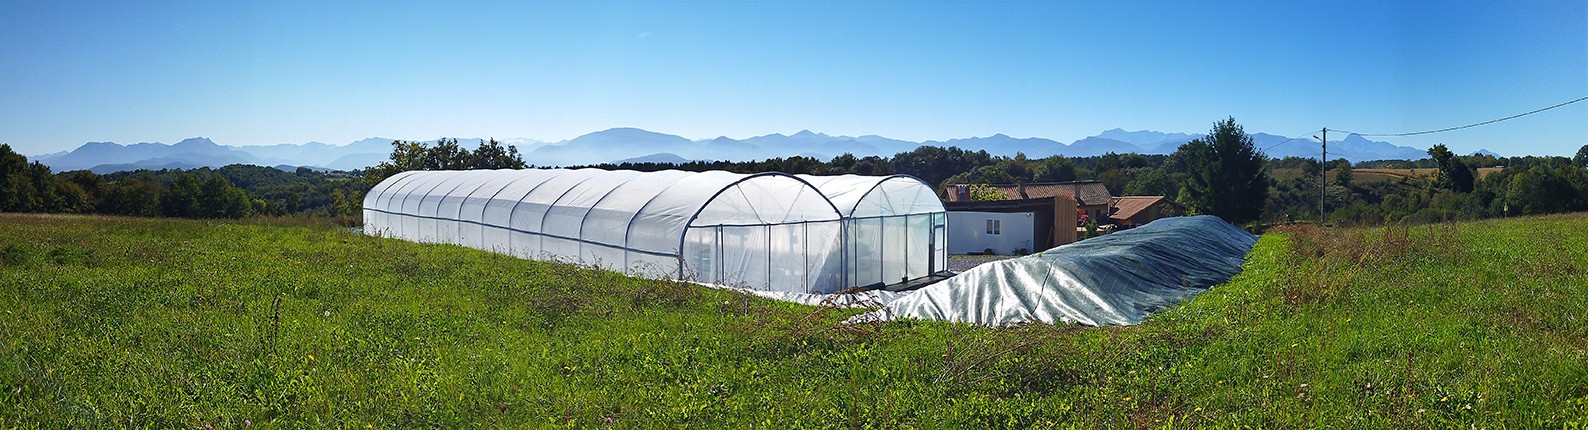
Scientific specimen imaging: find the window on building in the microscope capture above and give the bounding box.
[986,219,1000,235]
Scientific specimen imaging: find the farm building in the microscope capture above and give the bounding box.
[944,181,1114,224]
[943,196,1079,255]
[362,169,945,294]
[1108,196,1185,228]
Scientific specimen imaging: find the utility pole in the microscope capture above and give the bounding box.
[1319,127,1327,225]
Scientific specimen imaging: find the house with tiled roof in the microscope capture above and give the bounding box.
[1108,196,1186,228]
[945,181,1114,225]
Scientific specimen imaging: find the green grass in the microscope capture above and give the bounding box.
[2,213,1586,428]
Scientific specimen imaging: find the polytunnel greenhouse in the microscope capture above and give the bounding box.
[362,169,946,294]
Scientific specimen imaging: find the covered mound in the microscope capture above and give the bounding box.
[860,215,1257,326]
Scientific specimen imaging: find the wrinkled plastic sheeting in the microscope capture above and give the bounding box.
[858,215,1257,326]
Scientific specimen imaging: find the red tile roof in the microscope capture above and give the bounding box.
[947,181,1112,206]
[1108,196,1182,221]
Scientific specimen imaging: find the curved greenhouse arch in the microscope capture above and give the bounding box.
[365,169,847,293]
[365,169,948,293]
[800,174,949,287]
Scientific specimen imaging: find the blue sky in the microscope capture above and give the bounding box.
[2,0,1585,157]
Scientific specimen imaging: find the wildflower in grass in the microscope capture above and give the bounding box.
[245,420,252,426]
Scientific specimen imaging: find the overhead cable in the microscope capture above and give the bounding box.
[1332,95,1588,137]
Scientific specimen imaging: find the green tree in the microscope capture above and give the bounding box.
[472,138,529,170]
[1033,156,1077,182]
[161,173,202,217]
[1178,117,1270,224]
[1575,144,1588,168]
[967,184,1004,201]
[889,146,992,189]
[98,178,162,216]
[1124,167,1181,197]
[423,138,472,170]
[1427,144,1474,192]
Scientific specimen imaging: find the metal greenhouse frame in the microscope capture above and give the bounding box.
[363,168,946,294]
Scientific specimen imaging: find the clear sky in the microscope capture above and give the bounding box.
[2,0,1585,157]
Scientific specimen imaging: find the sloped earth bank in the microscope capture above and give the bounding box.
[839,215,1258,326]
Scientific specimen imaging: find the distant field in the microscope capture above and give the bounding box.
[1272,167,1503,183]
[2,213,1586,427]
[1354,167,1504,182]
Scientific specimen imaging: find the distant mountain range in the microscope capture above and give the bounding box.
[32,128,1466,174]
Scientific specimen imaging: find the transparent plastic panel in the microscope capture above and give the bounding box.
[416,172,468,243]
[882,215,909,284]
[541,170,643,252]
[373,171,422,214]
[368,172,422,239]
[508,169,606,257]
[373,172,427,239]
[805,221,846,293]
[480,170,557,227]
[853,177,945,218]
[796,174,942,218]
[682,227,720,284]
[416,172,478,243]
[692,175,840,226]
[399,173,451,242]
[768,223,806,293]
[796,174,865,215]
[849,218,883,287]
[585,170,694,259]
[481,171,560,254]
[629,171,742,254]
[455,174,518,247]
[927,211,940,272]
[905,214,930,279]
[719,225,771,290]
[437,170,507,245]
[364,171,419,235]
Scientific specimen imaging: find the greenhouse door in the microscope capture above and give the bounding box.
[930,221,944,274]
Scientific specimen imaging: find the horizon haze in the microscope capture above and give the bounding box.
[2,1,1585,158]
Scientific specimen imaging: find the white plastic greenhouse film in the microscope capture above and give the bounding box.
[849,218,883,287]
[769,223,806,292]
[417,173,477,243]
[682,227,718,284]
[882,216,908,284]
[582,171,695,268]
[907,214,931,278]
[456,173,523,249]
[397,173,445,241]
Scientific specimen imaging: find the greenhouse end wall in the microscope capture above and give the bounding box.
[364,169,947,294]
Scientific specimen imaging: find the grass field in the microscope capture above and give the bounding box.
[2,213,1586,427]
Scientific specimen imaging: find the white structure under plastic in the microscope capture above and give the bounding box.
[856,215,1257,326]
[364,169,946,294]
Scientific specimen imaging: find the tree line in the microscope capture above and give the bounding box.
[0,137,528,221]
[5,129,1587,228]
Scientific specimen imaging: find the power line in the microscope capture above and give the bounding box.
[1261,129,1324,153]
[1332,95,1588,137]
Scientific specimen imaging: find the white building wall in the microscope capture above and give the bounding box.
[947,211,1035,255]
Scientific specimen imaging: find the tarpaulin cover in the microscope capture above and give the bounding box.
[858,215,1257,326]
